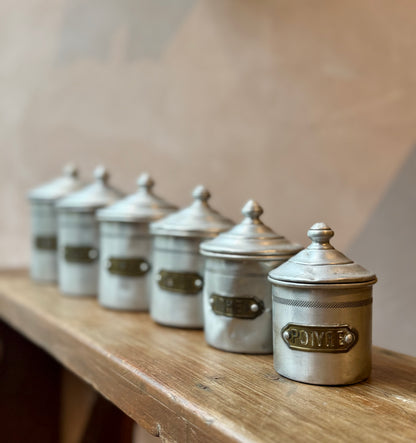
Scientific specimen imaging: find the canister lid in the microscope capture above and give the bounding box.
[150,185,233,238]
[268,222,377,287]
[97,173,178,223]
[56,166,124,212]
[200,200,302,260]
[28,164,82,203]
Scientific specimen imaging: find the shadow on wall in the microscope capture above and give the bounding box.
[348,144,416,357]
[57,0,196,61]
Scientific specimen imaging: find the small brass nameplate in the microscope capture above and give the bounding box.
[281,324,358,353]
[157,270,203,295]
[107,257,150,277]
[35,236,57,251]
[65,246,98,263]
[210,294,264,320]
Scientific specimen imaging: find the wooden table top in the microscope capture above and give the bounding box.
[0,270,415,442]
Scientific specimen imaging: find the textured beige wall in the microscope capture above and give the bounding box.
[1,1,416,353]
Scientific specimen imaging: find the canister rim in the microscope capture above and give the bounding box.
[98,213,169,223]
[268,275,378,288]
[56,205,103,213]
[150,226,226,238]
[201,249,295,261]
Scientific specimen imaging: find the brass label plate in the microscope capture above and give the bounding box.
[281,324,358,353]
[35,236,57,251]
[65,246,98,263]
[157,270,203,295]
[107,257,150,277]
[210,294,264,320]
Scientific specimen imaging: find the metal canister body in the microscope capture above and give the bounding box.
[30,201,58,281]
[58,211,100,296]
[268,222,377,386]
[28,165,81,282]
[272,284,373,385]
[201,200,301,354]
[203,258,280,353]
[97,174,177,311]
[99,221,152,310]
[151,235,205,328]
[150,185,233,329]
[56,166,124,297]
[99,222,151,311]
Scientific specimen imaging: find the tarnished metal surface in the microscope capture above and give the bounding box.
[97,173,177,223]
[57,167,123,296]
[28,165,82,282]
[201,201,300,354]
[201,200,301,260]
[56,166,124,212]
[150,185,233,238]
[268,222,377,286]
[269,223,377,385]
[97,174,177,311]
[28,164,81,203]
[150,236,206,328]
[150,186,233,328]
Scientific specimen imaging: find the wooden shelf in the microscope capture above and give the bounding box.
[0,270,415,442]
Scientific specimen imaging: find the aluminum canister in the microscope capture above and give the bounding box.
[96,173,177,311]
[149,185,233,328]
[28,165,82,282]
[268,222,377,385]
[56,166,124,296]
[200,200,302,354]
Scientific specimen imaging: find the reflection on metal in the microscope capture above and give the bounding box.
[157,270,203,295]
[281,324,358,353]
[210,294,264,320]
[64,246,99,263]
[107,257,150,277]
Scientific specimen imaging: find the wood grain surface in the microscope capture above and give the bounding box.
[0,270,415,442]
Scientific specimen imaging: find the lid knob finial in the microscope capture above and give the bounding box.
[192,185,211,202]
[63,163,78,178]
[307,222,334,245]
[242,200,263,220]
[94,165,109,183]
[137,173,154,190]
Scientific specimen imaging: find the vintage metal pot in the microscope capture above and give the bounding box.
[28,165,82,282]
[149,185,233,328]
[56,166,124,296]
[96,173,177,311]
[200,200,301,354]
[268,222,377,385]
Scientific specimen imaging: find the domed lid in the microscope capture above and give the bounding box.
[200,200,302,260]
[97,173,178,223]
[28,164,82,203]
[268,222,377,287]
[150,185,233,238]
[56,166,124,212]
